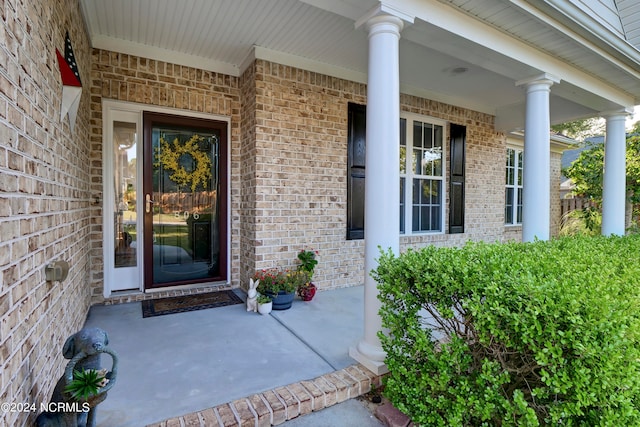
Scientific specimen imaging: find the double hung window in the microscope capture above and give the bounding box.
[505,148,523,225]
[400,115,445,233]
[347,105,451,238]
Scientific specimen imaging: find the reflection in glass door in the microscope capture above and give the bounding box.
[114,121,138,268]
[109,115,141,293]
[143,112,227,289]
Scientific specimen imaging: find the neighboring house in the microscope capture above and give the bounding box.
[2,0,640,423]
[560,135,605,198]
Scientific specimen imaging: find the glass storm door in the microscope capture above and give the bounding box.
[143,112,227,289]
[111,116,142,292]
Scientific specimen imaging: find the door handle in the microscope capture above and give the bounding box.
[145,194,154,213]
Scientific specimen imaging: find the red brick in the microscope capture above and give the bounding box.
[375,402,411,427]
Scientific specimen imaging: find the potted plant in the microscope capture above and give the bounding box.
[296,249,318,301]
[257,294,273,315]
[253,269,298,310]
[64,368,110,406]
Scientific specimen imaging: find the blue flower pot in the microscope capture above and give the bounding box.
[266,291,295,310]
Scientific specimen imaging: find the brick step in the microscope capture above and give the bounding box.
[146,363,383,427]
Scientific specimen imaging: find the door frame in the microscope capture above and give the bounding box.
[102,99,231,298]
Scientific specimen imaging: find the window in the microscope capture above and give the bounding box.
[505,148,523,225]
[347,104,451,238]
[400,115,445,233]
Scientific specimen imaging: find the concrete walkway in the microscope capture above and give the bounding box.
[83,286,384,426]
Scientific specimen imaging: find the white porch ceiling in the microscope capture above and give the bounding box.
[79,0,640,132]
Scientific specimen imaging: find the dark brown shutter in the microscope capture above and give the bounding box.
[347,103,366,240]
[449,124,466,234]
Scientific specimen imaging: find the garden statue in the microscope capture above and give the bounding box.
[246,278,259,312]
[36,327,118,427]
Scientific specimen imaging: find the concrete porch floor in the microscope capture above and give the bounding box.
[83,285,385,426]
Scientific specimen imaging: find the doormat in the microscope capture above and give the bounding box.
[141,290,243,318]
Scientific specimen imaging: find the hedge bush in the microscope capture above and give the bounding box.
[374,235,640,426]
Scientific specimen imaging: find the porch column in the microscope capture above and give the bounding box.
[516,73,559,242]
[602,112,627,235]
[350,8,409,375]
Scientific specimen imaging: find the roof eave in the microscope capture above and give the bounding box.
[532,0,640,72]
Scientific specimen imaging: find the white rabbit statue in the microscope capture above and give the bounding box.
[246,278,259,312]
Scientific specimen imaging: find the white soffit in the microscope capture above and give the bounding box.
[79,0,639,129]
[81,0,368,77]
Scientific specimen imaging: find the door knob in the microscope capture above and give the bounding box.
[145,194,154,213]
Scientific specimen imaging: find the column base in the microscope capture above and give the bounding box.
[349,345,389,375]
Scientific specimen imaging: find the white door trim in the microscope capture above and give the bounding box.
[102,99,232,298]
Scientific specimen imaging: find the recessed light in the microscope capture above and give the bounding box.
[450,66,468,76]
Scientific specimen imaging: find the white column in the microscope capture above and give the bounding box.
[349,11,405,375]
[602,113,627,235]
[516,74,559,242]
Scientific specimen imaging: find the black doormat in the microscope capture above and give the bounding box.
[141,290,243,318]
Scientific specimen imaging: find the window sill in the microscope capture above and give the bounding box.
[400,230,445,236]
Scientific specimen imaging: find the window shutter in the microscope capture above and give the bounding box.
[449,124,466,234]
[347,103,366,240]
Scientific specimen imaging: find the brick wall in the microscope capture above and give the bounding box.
[250,60,511,289]
[252,60,367,289]
[88,52,564,296]
[239,63,258,287]
[0,0,93,425]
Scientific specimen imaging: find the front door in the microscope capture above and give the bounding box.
[142,112,227,289]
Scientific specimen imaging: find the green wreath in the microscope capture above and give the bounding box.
[156,134,212,191]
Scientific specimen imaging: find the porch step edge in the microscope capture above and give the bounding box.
[145,363,384,427]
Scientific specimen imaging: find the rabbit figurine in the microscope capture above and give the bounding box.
[246,278,259,312]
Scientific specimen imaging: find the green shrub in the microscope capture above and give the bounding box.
[559,208,601,236]
[374,235,640,426]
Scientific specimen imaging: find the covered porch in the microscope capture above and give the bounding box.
[81,0,637,375]
[3,2,640,426]
[84,286,382,426]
